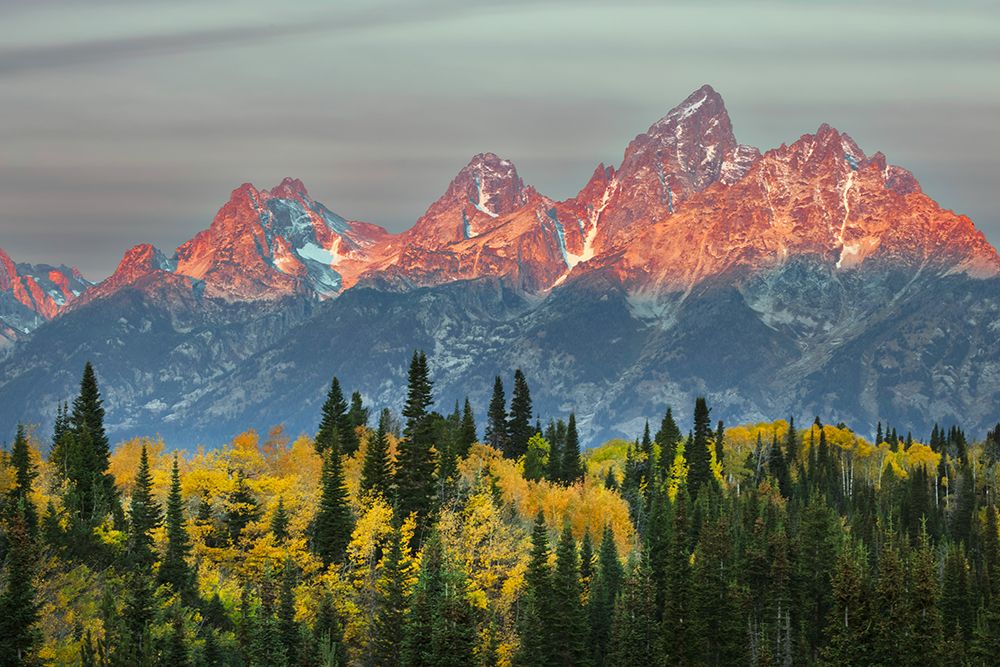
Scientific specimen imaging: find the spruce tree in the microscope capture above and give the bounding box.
[395,352,437,536]
[313,448,354,565]
[768,433,792,498]
[0,508,40,666]
[165,604,192,667]
[588,524,623,665]
[224,471,259,545]
[507,369,534,459]
[609,550,656,667]
[485,375,508,454]
[127,443,162,570]
[348,390,370,430]
[360,408,393,499]
[516,512,553,667]
[687,397,715,501]
[159,454,194,601]
[317,377,358,456]
[551,523,587,666]
[270,496,290,543]
[561,413,584,484]
[370,523,407,667]
[661,486,692,665]
[714,419,725,467]
[313,590,346,667]
[67,362,119,525]
[458,398,477,458]
[278,561,300,665]
[655,407,682,474]
[6,424,38,537]
[822,540,871,666]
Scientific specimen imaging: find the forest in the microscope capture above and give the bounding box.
[1,352,1000,666]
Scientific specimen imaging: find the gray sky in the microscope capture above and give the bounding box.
[2,0,998,279]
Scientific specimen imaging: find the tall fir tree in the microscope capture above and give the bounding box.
[0,508,40,666]
[655,407,682,475]
[348,390,370,430]
[360,408,393,498]
[561,413,584,485]
[609,550,657,667]
[687,397,716,500]
[588,524,624,665]
[67,362,119,526]
[550,523,587,666]
[6,424,38,537]
[395,351,437,536]
[224,471,259,545]
[507,369,534,459]
[485,375,508,454]
[313,448,354,565]
[369,523,407,667]
[159,454,194,600]
[270,496,290,543]
[126,443,162,570]
[516,512,554,667]
[317,377,359,456]
[458,398,478,458]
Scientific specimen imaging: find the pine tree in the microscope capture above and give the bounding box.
[507,369,534,459]
[6,424,38,537]
[551,523,587,666]
[768,433,792,498]
[797,493,841,662]
[395,351,437,535]
[313,448,354,565]
[609,549,657,667]
[588,524,624,665]
[561,413,584,485]
[516,512,553,667]
[317,377,358,455]
[689,508,743,665]
[485,375,508,454]
[127,443,162,570]
[348,390,370,430]
[908,520,943,664]
[67,362,119,525]
[0,509,40,666]
[159,454,194,601]
[822,540,870,666]
[401,531,475,667]
[224,471,259,545]
[655,407,682,475]
[370,523,407,667]
[687,397,716,500]
[661,487,692,665]
[270,496,290,542]
[360,408,393,498]
[458,398,478,458]
[165,604,192,667]
[278,561,301,665]
[313,590,346,667]
[714,419,725,467]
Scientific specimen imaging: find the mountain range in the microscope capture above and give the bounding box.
[2,85,998,447]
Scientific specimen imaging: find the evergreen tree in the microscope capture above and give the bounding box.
[313,590,346,666]
[507,369,534,459]
[270,496,290,543]
[609,550,656,667]
[687,397,716,500]
[368,523,406,666]
[348,390,370,430]
[126,443,162,570]
[714,419,725,467]
[550,523,587,666]
[395,351,437,535]
[6,424,38,537]
[689,507,743,665]
[401,531,476,667]
[317,377,358,455]
[661,486,692,665]
[561,413,584,484]
[159,454,194,601]
[278,561,300,665]
[458,398,477,458]
[822,540,871,666]
[224,471,259,545]
[797,493,840,662]
[67,362,119,526]
[313,448,354,565]
[0,509,40,666]
[485,376,508,454]
[165,604,192,667]
[588,524,624,665]
[768,433,792,498]
[516,512,553,667]
[908,520,943,664]
[360,408,393,498]
[655,407,682,474]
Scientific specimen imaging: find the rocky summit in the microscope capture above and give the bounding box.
[1,85,997,446]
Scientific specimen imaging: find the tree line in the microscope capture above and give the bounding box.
[1,354,999,665]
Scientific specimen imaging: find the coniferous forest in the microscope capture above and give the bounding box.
[2,353,1000,666]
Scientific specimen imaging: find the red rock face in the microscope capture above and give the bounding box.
[0,248,90,322]
[39,85,1000,314]
[579,123,1000,291]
